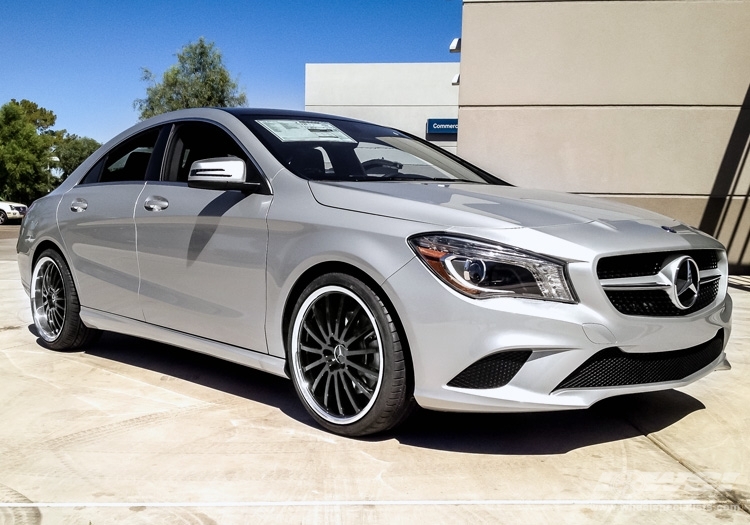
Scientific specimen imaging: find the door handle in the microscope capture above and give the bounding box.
[144,196,169,212]
[70,198,88,213]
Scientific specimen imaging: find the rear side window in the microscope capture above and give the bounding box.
[80,128,160,184]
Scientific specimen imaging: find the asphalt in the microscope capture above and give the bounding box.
[0,224,748,524]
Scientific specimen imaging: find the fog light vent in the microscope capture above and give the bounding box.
[447,351,532,389]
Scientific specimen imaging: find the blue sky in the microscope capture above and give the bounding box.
[0,1,462,143]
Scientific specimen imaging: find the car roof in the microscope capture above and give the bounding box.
[219,107,367,124]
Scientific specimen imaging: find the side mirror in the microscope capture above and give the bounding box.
[187,157,262,193]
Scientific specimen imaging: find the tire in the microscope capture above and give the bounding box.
[30,249,100,350]
[0,211,6,225]
[287,273,414,436]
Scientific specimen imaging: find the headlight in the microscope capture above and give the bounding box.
[408,234,576,303]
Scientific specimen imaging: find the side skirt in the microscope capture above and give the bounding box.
[80,307,288,379]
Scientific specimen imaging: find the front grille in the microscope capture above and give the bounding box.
[597,250,721,316]
[554,330,723,391]
[605,279,719,317]
[448,350,531,389]
[597,250,718,280]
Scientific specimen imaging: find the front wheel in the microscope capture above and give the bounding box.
[0,211,7,225]
[30,249,99,350]
[287,273,414,436]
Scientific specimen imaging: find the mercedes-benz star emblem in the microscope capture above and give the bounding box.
[664,256,700,310]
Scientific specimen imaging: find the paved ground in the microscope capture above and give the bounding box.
[0,224,748,524]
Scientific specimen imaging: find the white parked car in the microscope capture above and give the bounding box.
[0,201,27,224]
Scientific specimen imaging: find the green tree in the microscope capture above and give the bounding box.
[134,37,247,120]
[0,101,57,203]
[55,133,101,181]
[13,99,57,132]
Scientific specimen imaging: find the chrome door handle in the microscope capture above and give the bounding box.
[144,196,169,212]
[70,198,88,213]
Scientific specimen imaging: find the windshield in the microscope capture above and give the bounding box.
[240,116,508,185]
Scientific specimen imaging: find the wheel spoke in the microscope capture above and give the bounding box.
[343,327,375,348]
[302,320,327,349]
[344,347,379,357]
[339,304,362,341]
[50,308,61,329]
[41,266,52,294]
[333,371,344,415]
[311,366,328,392]
[340,372,361,411]
[300,344,324,355]
[312,301,330,344]
[322,371,333,410]
[344,369,374,399]
[302,357,326,373]
[324,295,333,340]
[346,361,378,380]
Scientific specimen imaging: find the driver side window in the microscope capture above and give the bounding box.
[165,122,254,183]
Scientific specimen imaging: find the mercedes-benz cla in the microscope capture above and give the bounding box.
[17,108,732,436]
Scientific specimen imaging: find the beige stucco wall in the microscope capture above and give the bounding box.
[305,63,460,153]
[458,0,750,270]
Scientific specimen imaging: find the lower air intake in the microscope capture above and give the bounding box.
[448,350,532,389]
[554,330,724,391]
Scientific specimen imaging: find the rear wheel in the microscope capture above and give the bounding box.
[288,273,413,436]
[31,249,99,350]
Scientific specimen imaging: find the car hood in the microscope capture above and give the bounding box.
[1,201,26,208]
[308,181,672,230]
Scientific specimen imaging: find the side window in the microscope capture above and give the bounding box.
[165,122,251,183]
[80,128,160,185]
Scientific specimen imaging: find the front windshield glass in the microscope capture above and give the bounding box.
[240,116,507,185]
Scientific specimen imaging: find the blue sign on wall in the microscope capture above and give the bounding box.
[427,118,458,134]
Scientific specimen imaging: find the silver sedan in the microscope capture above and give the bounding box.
[17,108,732,436]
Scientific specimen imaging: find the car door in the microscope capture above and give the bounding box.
[134,121,272,352]
[57,127,164,320]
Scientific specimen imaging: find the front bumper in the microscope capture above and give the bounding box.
[384,258,732,413]
[4,210,25,220]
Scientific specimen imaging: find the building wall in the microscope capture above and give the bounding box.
[457,0,750,271]
[305,63,460,153]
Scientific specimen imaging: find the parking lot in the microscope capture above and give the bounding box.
[0,224,748,524]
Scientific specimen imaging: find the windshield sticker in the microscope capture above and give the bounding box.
[258,120,356,143]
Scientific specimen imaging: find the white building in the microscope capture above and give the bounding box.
[305,62,459,154]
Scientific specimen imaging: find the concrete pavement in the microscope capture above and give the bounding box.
[0,224,748,524]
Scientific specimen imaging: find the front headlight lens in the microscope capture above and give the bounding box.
[408,234,576,302]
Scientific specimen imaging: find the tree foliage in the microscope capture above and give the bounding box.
[0,100,57,203]
[0,99,101,202]
[14,99,57,132]
[134,37,247,120]
[55,134,101,181]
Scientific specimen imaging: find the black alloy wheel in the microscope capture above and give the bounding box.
[30,249,99,350]
[288,273,413,436]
